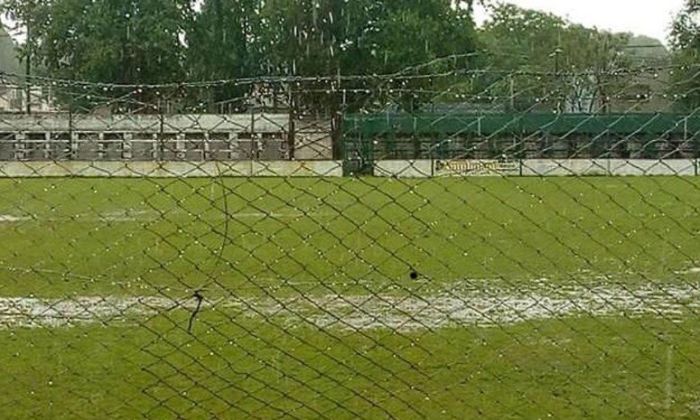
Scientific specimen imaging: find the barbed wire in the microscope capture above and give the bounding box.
[1,54,696,91]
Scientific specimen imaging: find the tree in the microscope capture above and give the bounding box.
[479,3,630,113]
[2,0,192,85]
[250,0,480,113]
[2,0,193,111]
[4,0,482,113]
[669,0,700,111]
[187,0,261,110]
[250,0,480,78]
[365,0,478,74]
[356,0,480,111]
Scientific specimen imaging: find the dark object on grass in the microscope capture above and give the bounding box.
[410,270,419,280]
[188,290,205,334]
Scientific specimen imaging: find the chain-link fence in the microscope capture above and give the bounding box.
[0,61,699,418]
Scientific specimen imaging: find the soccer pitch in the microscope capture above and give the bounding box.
[0,176,699,418]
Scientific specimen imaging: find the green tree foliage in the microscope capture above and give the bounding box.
[3,0,480,111]
[188,0,258,79]
[359,0,481,111]
[186,0,260,110]
[479,3,630,112]
[670,0,700,110]
[7,0,668,115]
[255,0,370,76]
[355,0,478,75]
[194,0,480,112]
[189,0,479,77]
[2,0,192,84]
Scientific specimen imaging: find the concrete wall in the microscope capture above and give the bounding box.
[294,119,333,160]
[0,114,333,161]
[375,159,699,178]
[252,160,342,177]
[521,159,697,176]
[374,160,433,178]
[0,114,290,133]
[608,160,696,176]
[0,161,344,178]
[0,158,694,178]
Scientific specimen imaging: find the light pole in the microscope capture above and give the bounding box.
[25,19,31,115]
[551,46,563,114]
[429,138,452,177]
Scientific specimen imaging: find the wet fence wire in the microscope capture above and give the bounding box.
[0,62,699,418]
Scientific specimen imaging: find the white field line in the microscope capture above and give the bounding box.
[0,210,335,224]
[248,283,700,331]
[0,296,211,329]
[0,265,95,281]
[0,297,172,329]
[0,281,699,331]
[0,215,32,222]
[675,267,700,274]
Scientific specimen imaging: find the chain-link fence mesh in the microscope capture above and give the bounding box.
[0,59,699,418]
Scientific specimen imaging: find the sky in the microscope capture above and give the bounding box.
[475,0,686,44]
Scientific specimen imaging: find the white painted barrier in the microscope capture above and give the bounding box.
[608,159,696,176]
[374,160,433,178]
[0,161,344,178]
[521,159,697,176]
[0,113,290,133]
[521,160,608,177]
[252,161,343,177]
[0,159,695,178]
[375,160,699,178]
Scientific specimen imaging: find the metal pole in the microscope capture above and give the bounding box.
[25,17,31,115]
[430,139,435,177]
[553,43,563,114]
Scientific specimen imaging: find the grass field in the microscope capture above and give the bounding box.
[0,175,699,418]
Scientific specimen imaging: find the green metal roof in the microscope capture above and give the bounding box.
[344,113,700,137]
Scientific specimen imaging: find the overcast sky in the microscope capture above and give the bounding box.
[475,0,686,44]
